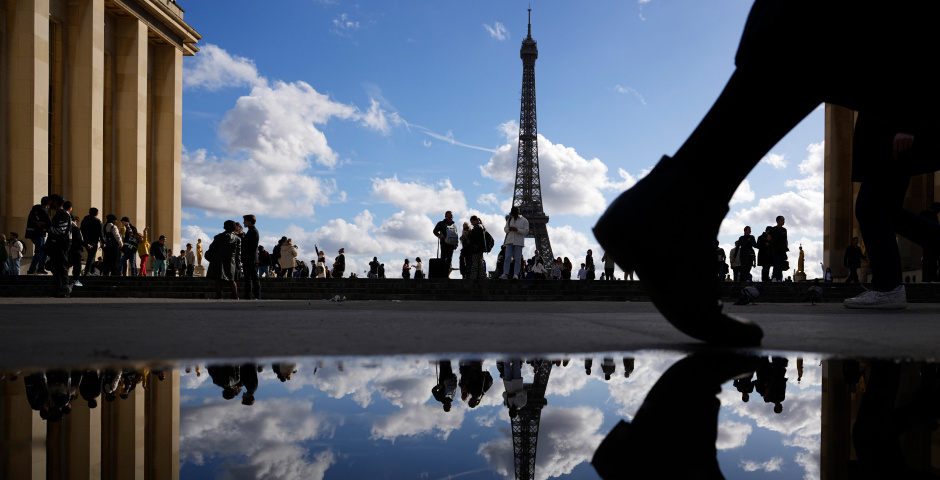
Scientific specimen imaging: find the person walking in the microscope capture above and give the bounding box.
[500,206,528,279]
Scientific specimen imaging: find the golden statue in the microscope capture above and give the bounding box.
[797,245,804,273]
[196,238,204,266]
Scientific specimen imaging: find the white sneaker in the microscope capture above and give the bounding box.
[844,285,907,309]
[499,274,509,279]
[73,280,83,287]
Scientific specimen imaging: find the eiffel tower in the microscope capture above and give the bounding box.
[510,360,553,480]
[513,9,554,268]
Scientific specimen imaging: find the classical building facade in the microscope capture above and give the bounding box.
[1,0,200,259]
[823,105,938,281]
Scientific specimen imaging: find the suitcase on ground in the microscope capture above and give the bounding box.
[428,258,449,279]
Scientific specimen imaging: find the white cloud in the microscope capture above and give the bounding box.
[613,84,647,106]
[477,193,499,207]
[730,179,755,205]
[716,420,752,450]
[785,142,824,193]
[331,13,360,36]
[360,98,405,135]
[740,457,784,473]
[370,404,466,441]
[372,176,468,216]
[481,122,639,216]
[483,22,509,40]
[762,153,788,169]
[183,44,265,91]
[180,398,336,479]
[182,148,339,219]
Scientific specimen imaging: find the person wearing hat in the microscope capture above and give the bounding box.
[102,214,123,276]
[332,248,345,278]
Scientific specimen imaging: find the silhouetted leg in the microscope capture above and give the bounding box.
[593,353,760,479]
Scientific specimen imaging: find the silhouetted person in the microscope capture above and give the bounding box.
[602,358,616,381]
[754,356,788,414]
[843,237,866,283]
[584,358,593,376]
[80,369,102,408]
[593,0,938,345]
[622,358,635,379]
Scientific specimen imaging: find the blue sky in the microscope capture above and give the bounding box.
[179,0,826,278]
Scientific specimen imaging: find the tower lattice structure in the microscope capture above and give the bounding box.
[510,360,553,480]
[512,9,554,268]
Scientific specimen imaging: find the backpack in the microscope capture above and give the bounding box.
[483,229,495,253]
[444,223,459,246]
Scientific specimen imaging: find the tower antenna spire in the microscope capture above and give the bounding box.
[527,7,532,37]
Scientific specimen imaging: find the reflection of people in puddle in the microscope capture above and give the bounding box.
[852,360,940,479]
[240,364,260,406]
[80,369,101,408]
[272,363,297,382]
[208,365,241,400]
[733,372,754,403]
[623,358,635,378]
[432,360,458,412]
[754,356,788,414]
[458,360,493,408]
[602,358,616,381]
[592,353,761,479]
[501,358,527,419]
[584,358,593,376]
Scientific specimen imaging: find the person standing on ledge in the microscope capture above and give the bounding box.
[241,215,260,299]
[432,211,458,278]
[500,206,529,279]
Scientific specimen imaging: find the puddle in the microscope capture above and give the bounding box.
[2,351,935,479]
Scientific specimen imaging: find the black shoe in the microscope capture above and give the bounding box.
[593,155,763,346]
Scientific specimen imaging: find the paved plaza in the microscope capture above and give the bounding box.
[3,298,939,370]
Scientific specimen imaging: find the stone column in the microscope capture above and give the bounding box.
[145,371,179,480]
[150,45,182,251]
[0,377,47,480]
[46,396,102,480]
[823,104,857,279]
[115,17,148,227]
[102,384,145,480]
[66,0,105,212]
[3,0,49,251]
